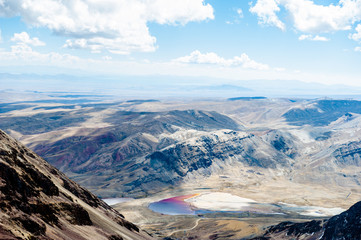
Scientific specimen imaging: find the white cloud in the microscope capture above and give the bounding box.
[312,35,330,41]
[63,39,102,53]
[355,46,361,51]
[349,24,361,41]
[0,44,359,87]
[146,0,214,25]
[237,8,244,18]
[11,32,45,46]
[0,0,214,54]
[174,50,270,70]
[226,8,244,24]
[175,50,224,65]
[282,0,361,33]
[249,0,285,30]
[299,34,330,41]
[250,0,361,33]
[0,43,79,65]
[298,35,309,40]
[234,53,270,70]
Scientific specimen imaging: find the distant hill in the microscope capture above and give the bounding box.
[283,100,361,126]
[196,84,252,92]
[228,96,267,101]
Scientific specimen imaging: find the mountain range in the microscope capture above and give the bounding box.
[1,98,360,204]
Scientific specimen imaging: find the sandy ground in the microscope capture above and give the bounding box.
[185,192,256,211]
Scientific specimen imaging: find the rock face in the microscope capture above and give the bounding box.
[334,141,361,167]
[148,132,289,172]
[255,201,361,240]
[0,130,153,240]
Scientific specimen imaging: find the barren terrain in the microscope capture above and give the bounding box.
[1,93,361,238]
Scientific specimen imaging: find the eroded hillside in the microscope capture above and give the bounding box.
[0,130,153,240]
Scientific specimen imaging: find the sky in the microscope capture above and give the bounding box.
[1,0,361,87]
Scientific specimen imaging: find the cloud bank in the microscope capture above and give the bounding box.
[250,0,361,34]
[174,50,270,70]
[0,0,214,54]
[298,34,329,41]
[11,32,46,46]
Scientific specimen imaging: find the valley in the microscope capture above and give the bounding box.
[1,93,361,239]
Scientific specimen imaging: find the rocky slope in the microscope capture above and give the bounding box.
[254,201,361,239]
[26,109,240,173]
[1,107,242,197]
[51,128,295,198]
[115,130,293,196]
[0,129,153,240]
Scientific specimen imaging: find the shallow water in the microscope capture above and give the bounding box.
[148,194,197,215]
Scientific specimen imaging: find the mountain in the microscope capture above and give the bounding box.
[2,108,241,197]
[228,96,266,101]
[195,84,252,92]
[2,98,361,204]
[253,201,361,239]
[0,130,153,240]
[102,130,293,197]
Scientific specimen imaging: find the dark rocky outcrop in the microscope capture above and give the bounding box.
[264,220,324,239]
[322,201,361,240]
[254,201,361,239]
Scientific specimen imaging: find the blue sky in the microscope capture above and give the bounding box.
[1,0,361,87]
